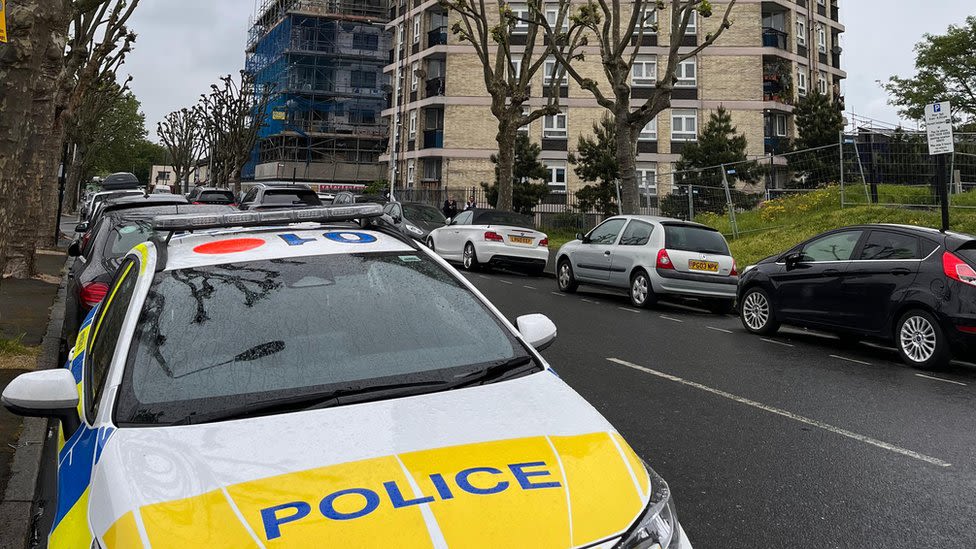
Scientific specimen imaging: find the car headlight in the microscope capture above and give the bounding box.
[615,466,681,549]
[405,223,425,236]
[743,264,756,275]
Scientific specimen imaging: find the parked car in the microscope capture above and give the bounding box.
[738,224,976,369]
[5,205,689,548]
[316,192,336,204]
[80,189,144,221]
[427,209,549,276]
[151,185,173,194]
[186,186,236,206]
[83,193,189,232]
[556,216,738,313]
[238,183,322,210]
[63,204,234,359]
[333,191,388,206]
[382,201,447,242]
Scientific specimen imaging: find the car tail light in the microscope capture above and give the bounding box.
[80,282,110,309]
[192,201,203,205]
[730,260,738,277]
[539,238,549,247]
[957,325,976,334]
[943,252,976,287]
[484,231,504,242]
[657,249,674,270]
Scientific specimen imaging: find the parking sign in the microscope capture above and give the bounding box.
[925,101,954,155]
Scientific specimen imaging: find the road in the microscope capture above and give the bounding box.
[463,269,976,548]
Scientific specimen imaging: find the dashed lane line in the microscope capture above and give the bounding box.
[660,315,684,323]
[915,373,968,387]
[707,326,734,334]
[581,299,601,305]
[498,280,514,285]
[760,338,794,348]
[523,285,538,290]
[607,358,951,468]
[830,355,872,366]
[551,292,567,297]
[618,307,642,314]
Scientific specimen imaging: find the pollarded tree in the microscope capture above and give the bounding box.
[441,0,567,211]
[158,108,205,195]
[541,0,736,214]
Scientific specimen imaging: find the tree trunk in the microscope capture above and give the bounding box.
[495,121,516,212]
[615,112,640,215]
[65,144,85,213]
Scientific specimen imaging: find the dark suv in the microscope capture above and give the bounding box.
[738,224,976,369]
[238,183,322,210]
[187,186,237,206]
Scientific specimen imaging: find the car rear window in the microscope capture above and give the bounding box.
[473,211,534,229]
[664,225,730,255]
[263,189,321,206]
[199,191,235,204]
[115,252,524,426]
[107,222,153,257]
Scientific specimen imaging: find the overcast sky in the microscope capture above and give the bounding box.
[125,1,973,138]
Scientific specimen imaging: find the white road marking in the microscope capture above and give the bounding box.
[607,357,952,468]
[915,373,968,386]
[478,275,490,280]
[499,280,514,285]
[707,326,734,334]
[551,292,567,297]
[618,307,642,314]
[760,337,794,348]
[660,315,683,323]
[830,354,872,366]
[524,285,538,290]
[582,298,601,305]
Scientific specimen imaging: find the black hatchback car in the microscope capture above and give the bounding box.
[238,183,322,210]
[187,186,237,206]
[738,224,976,369]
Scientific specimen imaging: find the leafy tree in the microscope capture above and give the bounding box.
[675,107,755,186]
[884,16,976,124]
[365,179,390,195]
[568,116,619,216]
[483,134,550,214]
[789,90,844,187]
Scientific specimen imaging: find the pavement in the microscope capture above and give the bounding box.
[462,268,976,548]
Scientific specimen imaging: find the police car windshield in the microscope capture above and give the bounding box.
[115,252,531,426]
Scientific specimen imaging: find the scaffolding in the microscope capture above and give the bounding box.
[243,0,390,184]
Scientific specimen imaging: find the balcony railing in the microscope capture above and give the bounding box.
[762,28,789,50]
[428,27,448,47]
[423,129,444,149]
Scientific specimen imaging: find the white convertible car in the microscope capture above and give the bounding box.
[427,209,550,276]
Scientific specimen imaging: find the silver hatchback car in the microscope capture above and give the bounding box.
[555,216,739,313]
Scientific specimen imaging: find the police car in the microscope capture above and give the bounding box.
[3,205,691,549]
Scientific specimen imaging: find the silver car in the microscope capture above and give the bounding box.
[555,216,739,313]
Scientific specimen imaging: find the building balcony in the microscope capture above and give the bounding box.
[428,27,448,47]
[764,136,790,155]
[425,77,446,98]
[762,28,789,50]
[423,129,444,149]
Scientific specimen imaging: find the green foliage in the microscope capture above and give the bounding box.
[87,92,166,185]
[789,91,844,187]
[365,179,390,195]
[0,335,38,357]
[485,133,550,214]
[884,15,976,123]
[675,107,754,186]
[568,115,618,215]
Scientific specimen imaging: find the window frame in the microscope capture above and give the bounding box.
[406,159,415,186]
[639,117,658,142]
[411,62,419,92]
[671,109,698,142]
[586,218,627,246]
[817,23,827,53]
[797,65,808,96]
[857,230,922,261]
[632,55,657,87]
[543,110,568,139]
[408,110,417,139]
[619,220,655,247]
[413,15,421,44]
[675,58,697,88]
[796,14,807,47]
[798,230,865,263]
[546,163,567,193]
[685,10,697,34]
[543,57,568,86]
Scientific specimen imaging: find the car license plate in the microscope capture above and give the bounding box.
[510,236,533,245]
[688,260,719,272]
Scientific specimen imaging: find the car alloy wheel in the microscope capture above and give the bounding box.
[557,260,578,293]
[426,237,435,251]
[742,291,770,331]
[630,271,653,308]
[899,314,938,364]
[463,244,477,270]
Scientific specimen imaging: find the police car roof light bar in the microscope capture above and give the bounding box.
[150,204,385,232]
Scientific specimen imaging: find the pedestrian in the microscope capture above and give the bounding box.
[465,196,477,211]
[443,197,458,219]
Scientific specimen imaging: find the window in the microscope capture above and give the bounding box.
[620,220,654,246]
[413,15,421,43]
[676,59,697,87]
[453,210,474,225]
[407,160,415,186]
[544,57,567,86]
[411,62,419,91]
[409,110,417,139]
[817,23,827,53]
[636,7,658,33]
[637,165,658,195]
[543,111,568,139]
[797,65,808,96]
[671,109,698,141]
[796,14,807,47]
[352,33,379,51]
[685,9,697,33]
[546,163,567,193]
[664,225,730,254]
[858,231,921,261]
[632,55,657,87]
[545,5,566,30]
[800,230,863,262]
[517,106,530,134]
[397,23,404,47]
[509,55,523,81]
[511,3,529,32]
[587,219,627,245]
[87,259,139,421]
[774,114,787,137]
[818,71,828,95]
[639,117,657,141]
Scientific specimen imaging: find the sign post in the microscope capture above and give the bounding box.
[925,101,954,232]
[0,0,7,44]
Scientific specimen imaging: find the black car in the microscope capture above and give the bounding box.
[187,186,237,206]
[382,201,447,242]
[238,183,322,210]
[63,204,234,356]
[83,193,189,232]
[738,224,976,369]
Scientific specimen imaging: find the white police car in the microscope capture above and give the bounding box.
[3,205,691,548]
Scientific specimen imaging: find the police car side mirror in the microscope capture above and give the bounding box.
[2,370,81,437]
[517,314,557,351]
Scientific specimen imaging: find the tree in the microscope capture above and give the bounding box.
[441,0,563,212]
[675,106,755,186]
[542,0,736,214]
[483,133,550,214]
[884,16,976,124]
[569,116,619,215]
[158,108,204,195]
[196,71,273,193]
[789,90,844,187]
